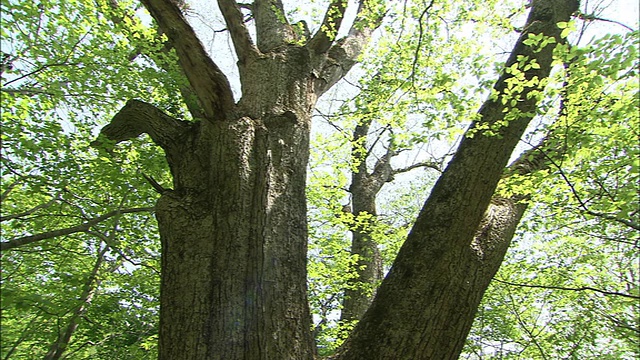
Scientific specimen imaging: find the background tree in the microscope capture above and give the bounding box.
[1,0,638,359]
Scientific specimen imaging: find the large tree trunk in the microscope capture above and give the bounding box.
[334,0,578,359]
[94,1,381,358]
[155,110,313,359]
[104,55,319,359]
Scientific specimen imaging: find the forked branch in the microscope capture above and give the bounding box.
[316,0,386,94]
[307,0,349,54]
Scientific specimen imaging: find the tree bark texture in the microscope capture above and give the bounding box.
[154,111,313,359]
[95,1,381,359]
[334,0,579,359]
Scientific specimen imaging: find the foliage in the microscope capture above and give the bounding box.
[463,28,640,359]
[1,0,174,357]
[1,0,638,358]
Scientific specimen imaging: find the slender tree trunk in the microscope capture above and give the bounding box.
[43,246,107,360]
[341,191,384,323]
[341,121,386,323]
[341,121,443,324]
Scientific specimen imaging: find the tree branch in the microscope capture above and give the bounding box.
[2,312,41,360]
[101,0,206,119]
[0,176,24,202]
[44,246,108,360]
[494,278,640,300]
[550,157,640,231]
[139,0,235,120]
[391,160,442,176]
[0,196,59,222]
[86,230,161,275]
[91,99,192,152]
[576,11,634,32]
[506,137,556,176]
[217,0,258,63]
[508,133,640,231]
[307,0,349,54]
[315,0,386,94]
[0,207,154,251]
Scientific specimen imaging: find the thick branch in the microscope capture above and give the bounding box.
[314,0,385,94]
[307,0,349,54]
[139,0,235,120]
[217,0,258,63]
[92,99,192,152]
[101,0,205,119]
[467,135,562,263]
[253,0,295,52]
[0,207,153,251]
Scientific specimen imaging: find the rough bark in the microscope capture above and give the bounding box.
[94,1,382,359]
[334,0,579,359]
[154,111,314,360]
